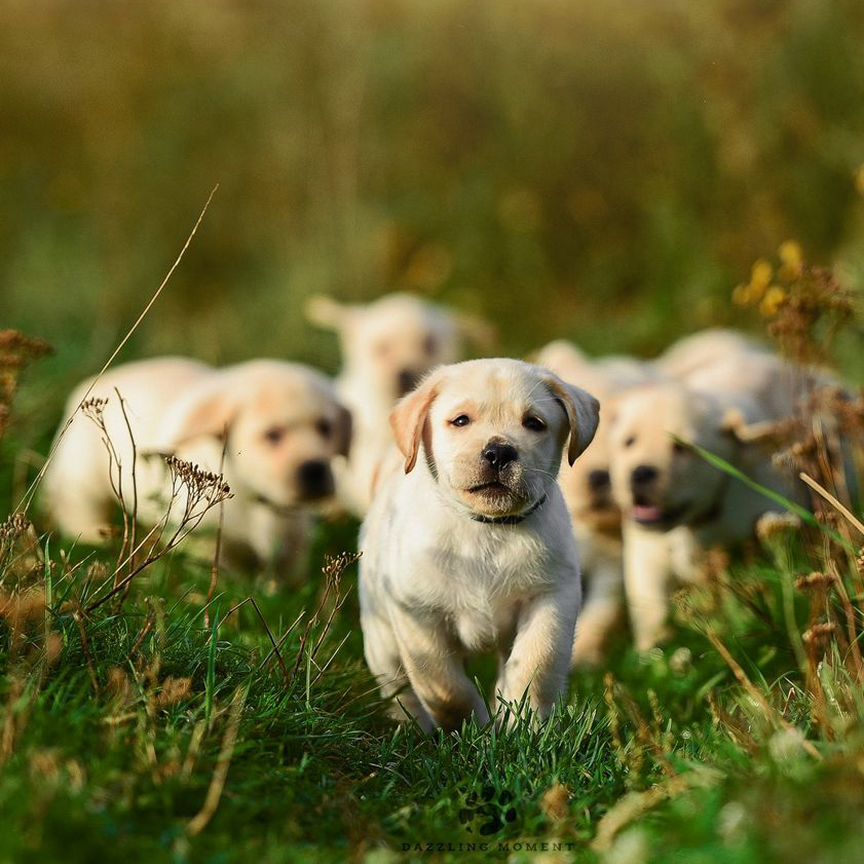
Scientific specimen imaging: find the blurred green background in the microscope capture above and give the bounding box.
[2,0,864,387]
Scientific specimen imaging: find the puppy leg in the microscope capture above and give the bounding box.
[571,560,624,667]
[499,588,579,723]
[388,608,489,733]
[362,612,433,730]
[623,524,672,651]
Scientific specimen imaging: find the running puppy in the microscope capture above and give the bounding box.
[608,377,802,651]
[536,340,655,666]
[43,358,351,577]
[306,292,464,515]
[359,358,599,732]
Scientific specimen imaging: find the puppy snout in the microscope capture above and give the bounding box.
[631,464,658,488]
[297,459,335,499]
[397,369,421,396]
[587,469,611,492]
[481,442,518,471]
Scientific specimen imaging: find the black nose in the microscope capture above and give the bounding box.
[482,442,518,470]
[631,465,658,487]
[397,369,421,396]
[297,460,334,498]
[587,469,611,492]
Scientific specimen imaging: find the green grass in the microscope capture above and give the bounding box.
[4,405,864,864]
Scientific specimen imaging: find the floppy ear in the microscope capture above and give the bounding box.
[170,388,240,448]
[305,295,352,332]
[544,374,600,466]
[334,404,353,457]
[389,373,441,473]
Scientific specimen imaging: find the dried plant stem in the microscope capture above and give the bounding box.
[800,472,864,537]
[186,684,248,837]
[16,186,218,516]
[707,630,822,760]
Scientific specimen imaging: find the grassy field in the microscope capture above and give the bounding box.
[3,266,864,864]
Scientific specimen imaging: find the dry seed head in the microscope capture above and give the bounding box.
[540,783,571,822]
[795,571,835,591]
[0,589,47,629]
[45,632,64,666]
[803,622,836,644]
[80,397,108,423]
[164,455,231,503]
[756,512,800,543]
[0,513,32,544]
[155,676,193,708]
[107,667,131,700]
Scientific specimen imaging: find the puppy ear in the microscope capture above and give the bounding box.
[171,388,239,447]
[335,404,353,457]
[305,295,352,332]
[389,373,440,473]
[544,374,600,466]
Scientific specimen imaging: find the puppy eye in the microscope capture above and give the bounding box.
[316,418,333,439]
[624,435,637,448]
[523,415,546,432]
[423,334,438,356]
[673,440,689,454]
[263,427,286,445]
[450,415,471,428]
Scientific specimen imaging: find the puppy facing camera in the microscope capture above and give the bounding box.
[359,358,599,733]
[43,358,351,579]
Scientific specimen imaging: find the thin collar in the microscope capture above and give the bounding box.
[468,494,548,526]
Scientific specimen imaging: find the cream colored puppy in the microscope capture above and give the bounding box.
[608,379,802,651]
[306,292,464,515]
[653,328,760,381]
[536,340,655,666]
[43,358,350,575]
[359,359,600,732]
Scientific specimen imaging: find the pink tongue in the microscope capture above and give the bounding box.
[634,504,663,522]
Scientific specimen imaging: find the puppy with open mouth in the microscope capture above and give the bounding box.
[358,358,599,732]
[608,378,803,651]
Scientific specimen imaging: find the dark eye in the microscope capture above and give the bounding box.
[523,415,547,432]
[263,427,285,445]
[673,440,688,454]
[450,414,471,428]
[424,334,438,356]
[624,435,636,448]
[316,418,333,439]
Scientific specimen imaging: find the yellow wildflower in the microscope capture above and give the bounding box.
[778,240,803,282]
[732,283,755,306]
[750,258,773,291]
[759,285,787,317]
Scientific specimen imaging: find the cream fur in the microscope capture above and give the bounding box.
[535,339,656,665]
[359,359,599,732]
[43,357,350,577]
[306,292,464,516]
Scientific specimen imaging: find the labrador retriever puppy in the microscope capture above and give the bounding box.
[306,292,464,515]
[535,340,656,666]
[653,328,761,381]
[43,358,350,576]
[608,378,802,651]
[359,358,600,732]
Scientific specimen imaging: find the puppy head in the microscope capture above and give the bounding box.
[390,359,599,519]
[536,343,620,532]
[171,361,351,508]
[306,292,462,402]
[607,382,735,531]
